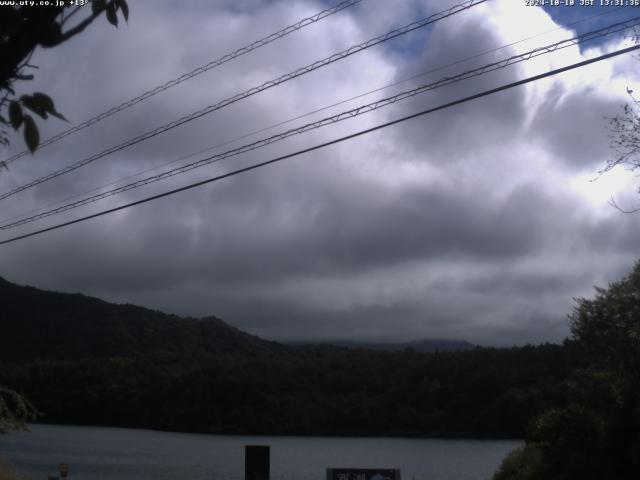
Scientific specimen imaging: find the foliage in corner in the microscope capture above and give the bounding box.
[0,386,39,434]
[0,0,129,158]
[493,260,640,480]
[5,93,65,154]
[492,445,543,480]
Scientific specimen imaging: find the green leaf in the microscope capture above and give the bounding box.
[106,2,118,27]
[115,0,129,22]
[8,101,23,130]
[23,115,39,154]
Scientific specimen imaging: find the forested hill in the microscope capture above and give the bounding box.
[1,276,580,439]
[0,276,282,361]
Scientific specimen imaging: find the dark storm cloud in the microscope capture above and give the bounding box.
[193,166,550,280]
[3,162,551,290]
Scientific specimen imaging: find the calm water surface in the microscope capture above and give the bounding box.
[0,424,520,480]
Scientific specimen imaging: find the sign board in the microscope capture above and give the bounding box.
[327,468,401,480]
[59,464,69,478]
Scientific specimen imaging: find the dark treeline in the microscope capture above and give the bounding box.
[0,343,576,438]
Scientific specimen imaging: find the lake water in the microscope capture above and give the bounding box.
[0,424,520,480]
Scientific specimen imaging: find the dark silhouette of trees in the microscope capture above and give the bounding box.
[0,345,574,439]
[0,0,128,156]
[493,261,640,480]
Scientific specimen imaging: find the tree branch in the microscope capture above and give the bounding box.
[52,2,112,47]
[60,5,84,27]
[609,196,640,214]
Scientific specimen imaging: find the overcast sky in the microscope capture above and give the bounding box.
[1,0,640,346]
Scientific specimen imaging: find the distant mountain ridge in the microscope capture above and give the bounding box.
[1,276,474,362]
[288,339,476,352]
[0,276,282,362]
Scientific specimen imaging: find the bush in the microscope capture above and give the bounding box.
[492,445,544,480]
[0,387,38,434]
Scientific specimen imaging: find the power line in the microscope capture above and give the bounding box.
[0,0,364,167]
[0,0,487,203]
[3,15,637,231]
[2,42,638,247]
[3,3,626,227]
